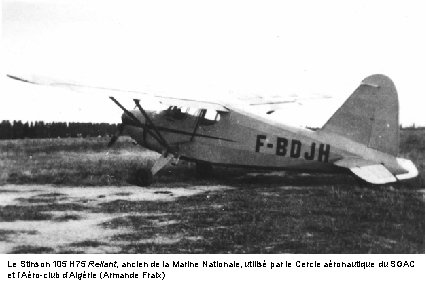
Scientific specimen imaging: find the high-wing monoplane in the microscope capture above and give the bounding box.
[7,74,418,185]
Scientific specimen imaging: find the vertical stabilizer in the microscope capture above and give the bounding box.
[321,74,399,156]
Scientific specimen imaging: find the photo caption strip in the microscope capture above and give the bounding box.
[2,255,424,283]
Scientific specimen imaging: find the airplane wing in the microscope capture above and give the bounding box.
[154,96,230,112]
[334,157,397,184]
[6,74,230,113]
[241,94,332,114]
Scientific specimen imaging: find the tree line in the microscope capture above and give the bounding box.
[0,120,118,139]
[0,120,423,140]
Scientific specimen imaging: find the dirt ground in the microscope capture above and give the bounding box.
[0,184,232,253]
[0,176,424,254]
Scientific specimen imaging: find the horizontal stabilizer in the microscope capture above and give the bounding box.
[335,156,418,184]
[349,165,397,184]
[334,158,396,184]
[396,158,419,181]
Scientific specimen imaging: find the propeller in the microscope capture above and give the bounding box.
[108,123,124,147]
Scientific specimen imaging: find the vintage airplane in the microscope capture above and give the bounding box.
[7,73,418,186]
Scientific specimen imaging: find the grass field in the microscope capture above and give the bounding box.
[0,129,424,253]
[0,137,157,186]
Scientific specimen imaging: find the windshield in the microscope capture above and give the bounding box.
[162,106,221,124]
[165,106,187,120]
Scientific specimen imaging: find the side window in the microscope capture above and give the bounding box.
[200,110,220,125]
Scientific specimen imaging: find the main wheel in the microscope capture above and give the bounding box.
[133,168,153,186]
[195,162,213,178]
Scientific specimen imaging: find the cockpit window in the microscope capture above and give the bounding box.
[165,106,187,120]
[164,106,221,125]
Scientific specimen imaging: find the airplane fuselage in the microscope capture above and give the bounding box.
[123,108,347,172]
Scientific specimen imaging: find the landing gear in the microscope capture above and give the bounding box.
[131,168,153,186]
[130,153,179,187]
[196,162,213,178]
[151,153,176,176]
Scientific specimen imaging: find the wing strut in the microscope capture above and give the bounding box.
[190,109,206,142]
[133,99,170,149]
[109,97,168,150]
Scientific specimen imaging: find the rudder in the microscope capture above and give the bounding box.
[321,74,399,156]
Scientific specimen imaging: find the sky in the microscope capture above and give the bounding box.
[1,0,425,127]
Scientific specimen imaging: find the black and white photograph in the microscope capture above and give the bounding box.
[0,0,424,258]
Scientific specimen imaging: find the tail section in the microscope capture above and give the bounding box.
[321,74,399,156]
[322,74,419,184]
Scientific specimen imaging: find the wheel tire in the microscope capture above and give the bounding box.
[133,168,153,186]
[195,162,213,178]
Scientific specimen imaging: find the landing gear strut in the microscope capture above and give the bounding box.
[131,153,179,186]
